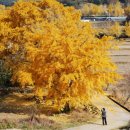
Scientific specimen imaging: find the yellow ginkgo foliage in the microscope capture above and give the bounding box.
[124,6,130,17]
[108,2,124,16]
[81,3,105,16]
[109,22,122,37]
[0,0,120,110]
[125,22,130,37]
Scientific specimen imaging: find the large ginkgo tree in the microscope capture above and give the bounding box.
[0,0,120,110]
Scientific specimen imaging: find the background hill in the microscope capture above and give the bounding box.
[0,0,130,7]
[0,0,16,6]
[59,0,129,7]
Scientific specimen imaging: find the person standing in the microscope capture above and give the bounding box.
[101,108,107,125]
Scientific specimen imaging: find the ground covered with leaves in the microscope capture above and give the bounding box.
[0,92,100,130]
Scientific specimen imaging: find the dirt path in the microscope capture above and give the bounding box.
[65,95,130,130]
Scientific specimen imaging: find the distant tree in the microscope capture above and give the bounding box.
[125,22,130,36]
[109,22,122,37]
[58,0,84,7]
[88,0,106,4]
[92,0,105,4]
[0,4,5,10]
[125,6,130,19]
[124,0,130,5]
[107,0,118,4]
[81,3,107,16]
[108,2,124,16]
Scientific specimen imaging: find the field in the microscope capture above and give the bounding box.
[108,38,130,109]
[0,92,99,130]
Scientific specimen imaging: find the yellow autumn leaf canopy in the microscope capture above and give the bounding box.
[0,0,120,110]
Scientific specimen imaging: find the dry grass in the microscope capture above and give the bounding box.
[0,117,62,130]
[0,109,98,130]
[0,92,99,130]
[106,38,130,110]
[110,78,130,110]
